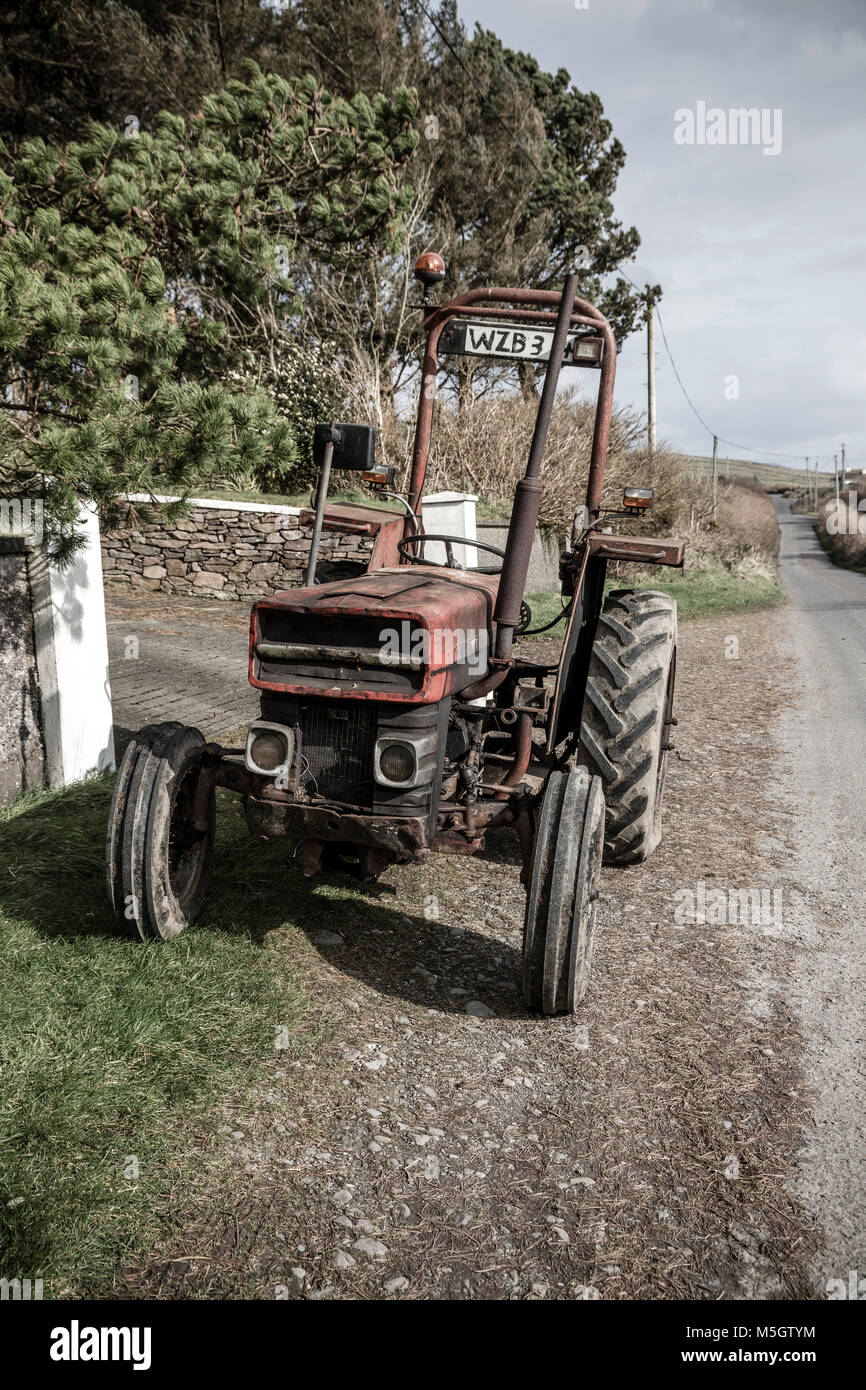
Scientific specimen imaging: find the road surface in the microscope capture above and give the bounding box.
[100,515,865,1299]
[106,593,257,754]
[773,497,866,1290]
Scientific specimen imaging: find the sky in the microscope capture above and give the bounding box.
[458,0,866,472]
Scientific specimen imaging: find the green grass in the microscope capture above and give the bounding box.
[202,486,512,516]
[203,486,513,520]
[520,564,782,636]
[520,589,573,633]
[610,565,783,619]
[0,776,345,1295]
[201,486,400,511]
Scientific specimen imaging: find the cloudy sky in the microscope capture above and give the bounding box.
[459,0,866,473]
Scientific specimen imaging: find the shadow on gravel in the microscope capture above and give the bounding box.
[1,778,524,1015]
[476,824,524,868]
[281,869,527,1019]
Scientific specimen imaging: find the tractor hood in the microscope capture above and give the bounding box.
[249,566,499,704]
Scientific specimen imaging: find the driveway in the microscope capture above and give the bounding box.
[106,593,258,754]
[772,498,866,1286]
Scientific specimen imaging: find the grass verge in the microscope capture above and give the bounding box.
[0,778,332,1296]
[201,486,400,511]
[521,563,782,635]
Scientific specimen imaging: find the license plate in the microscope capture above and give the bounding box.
[440,318,603,367]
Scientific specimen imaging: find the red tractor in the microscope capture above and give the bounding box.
[106,259,683,1015]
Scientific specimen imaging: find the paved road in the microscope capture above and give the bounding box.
[773,498,866,1287]
[106,593,258,754]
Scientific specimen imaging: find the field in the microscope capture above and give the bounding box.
[676,453,833,492]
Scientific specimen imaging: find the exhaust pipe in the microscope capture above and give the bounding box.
[493,271,579,660]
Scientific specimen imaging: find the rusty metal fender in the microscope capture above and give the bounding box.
[586,532,685,567]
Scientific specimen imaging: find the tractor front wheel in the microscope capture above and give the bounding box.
[579,589,677,865]
[522,766,605,1015]
[106,722,215,940]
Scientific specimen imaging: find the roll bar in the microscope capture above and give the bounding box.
[408,284,618,523]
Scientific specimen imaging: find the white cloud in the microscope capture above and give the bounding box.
[459,0,865,467]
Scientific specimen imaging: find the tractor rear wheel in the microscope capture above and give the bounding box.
[578,589,677,865]
[106,722,215,939]
[522,766,605,1015]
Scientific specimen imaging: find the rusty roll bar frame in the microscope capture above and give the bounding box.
[408,283,618,524]
[407,281,617,666]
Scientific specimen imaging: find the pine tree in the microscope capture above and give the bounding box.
[0,66,418,557]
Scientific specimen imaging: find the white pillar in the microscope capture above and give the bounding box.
[29,503,115,787]
[421,491,478,568]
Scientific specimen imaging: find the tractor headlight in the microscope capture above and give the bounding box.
[374,738,418,788]
[245,721,294,777]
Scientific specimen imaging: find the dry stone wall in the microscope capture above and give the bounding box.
[100,500,371,601]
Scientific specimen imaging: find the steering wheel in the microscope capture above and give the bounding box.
[397,533,505,574]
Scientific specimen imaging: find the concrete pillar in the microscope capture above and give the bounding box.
[420,491,478,568]
[29,503,115,788]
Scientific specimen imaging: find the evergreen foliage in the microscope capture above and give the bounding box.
[0,66,418,555]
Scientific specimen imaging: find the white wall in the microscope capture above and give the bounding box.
[30,503,115,787]
[421,491,478,568]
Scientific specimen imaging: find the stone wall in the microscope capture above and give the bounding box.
[100,496,563,602]
[0,544,46,807]
[101,499,371,601]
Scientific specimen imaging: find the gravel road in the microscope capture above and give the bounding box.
[111,595,823,1301]
[105,515,865,1300]
[772,498,866,1291]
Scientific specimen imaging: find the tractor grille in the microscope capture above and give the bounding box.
[298,701,376,807]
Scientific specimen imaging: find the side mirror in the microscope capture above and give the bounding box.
[623,487,653,512]
[313,422,376,472]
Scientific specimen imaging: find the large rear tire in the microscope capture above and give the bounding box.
[578,589,677,865]
[106,723,215,939]
[522,766,605,1015]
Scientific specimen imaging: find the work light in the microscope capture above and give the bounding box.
[245,722,294,777]
[374,739,418,788]
[623,487,654,511]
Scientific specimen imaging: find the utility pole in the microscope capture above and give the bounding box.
[841,441,846,490]
[712,433,718,522]
[835,453,840,505]
[805,458,809,507]
[645,287,656,457]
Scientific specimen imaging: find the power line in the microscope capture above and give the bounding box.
[619,268,850,466]
[653,301,716,438]
[414,5,861,472]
